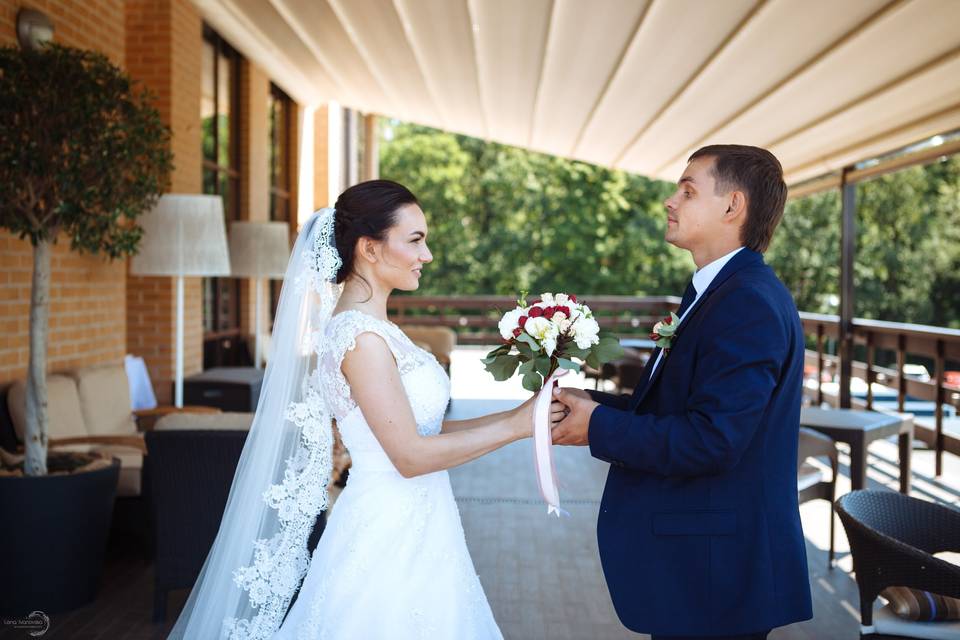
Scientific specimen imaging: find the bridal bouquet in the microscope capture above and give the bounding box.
[482,292,623,392]
[483,292,623,516]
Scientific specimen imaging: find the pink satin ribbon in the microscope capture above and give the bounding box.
[533,368,569,516]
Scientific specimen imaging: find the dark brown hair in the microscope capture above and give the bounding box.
[332,179,419,284]
[688,144,787,253]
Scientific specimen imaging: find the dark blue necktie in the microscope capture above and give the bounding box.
[675,280,697,318]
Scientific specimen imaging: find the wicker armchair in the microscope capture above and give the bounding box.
[797,427,838,568]
[836,490,960,636]
[145,412,327,622]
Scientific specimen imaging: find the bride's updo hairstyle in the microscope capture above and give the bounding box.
[332,179,419,284]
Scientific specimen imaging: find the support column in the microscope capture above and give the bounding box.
[363,114,379,181]
[839,167,856,409]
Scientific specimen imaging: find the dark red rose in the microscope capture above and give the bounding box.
[649,332,659,341]
[557,305,571,318]
[542,306,556,318]
[529,307,544,318]
[513,327,522,338]
[662,315,673,325]
[518,315,528,328]
[569,294,577,303]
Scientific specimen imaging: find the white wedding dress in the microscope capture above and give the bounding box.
[273,310,503,640]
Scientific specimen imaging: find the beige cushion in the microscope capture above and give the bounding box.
[8,375,90,444]
[402,326,456,365]
[155,411,254,432]
[72,364,137,436]
[92,445,143,497]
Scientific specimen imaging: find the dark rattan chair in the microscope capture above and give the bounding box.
[797,426,838,568]
[836,490,960,636]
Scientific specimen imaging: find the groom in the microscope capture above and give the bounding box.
[553,145,812,639]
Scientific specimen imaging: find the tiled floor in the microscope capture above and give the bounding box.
[2,348,957,639]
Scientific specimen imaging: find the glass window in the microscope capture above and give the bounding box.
[268,84,293,322]
[201,25,243,364]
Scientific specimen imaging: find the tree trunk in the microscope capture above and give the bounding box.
[24,238,51,476]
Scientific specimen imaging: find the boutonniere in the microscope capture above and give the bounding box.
[649,312,681,354]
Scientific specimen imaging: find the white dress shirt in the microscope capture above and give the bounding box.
[646,246,744,380]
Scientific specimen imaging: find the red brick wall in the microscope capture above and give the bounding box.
[0,1,127,385]
[1,1,304,400]
[124,0,203,404]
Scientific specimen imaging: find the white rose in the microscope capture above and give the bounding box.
[573,316,600,349]
[498,307,527,340]
[554,293,569,305]
[558,318,572,333]
[550,311,567,323]
[524,316,559,355]
[540,292,555,305]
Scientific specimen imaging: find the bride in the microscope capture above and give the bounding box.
[169,180,535,639]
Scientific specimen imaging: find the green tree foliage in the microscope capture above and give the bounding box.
[0,44,173,254]
[0,43,172,475]
[380,122,693,297]
[382,122,960,328]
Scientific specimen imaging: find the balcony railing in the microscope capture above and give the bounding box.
[800,313,960,474]
[387,294,681,345]
[386,296,960,476]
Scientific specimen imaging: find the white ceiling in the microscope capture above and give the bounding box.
[195,0,960,185]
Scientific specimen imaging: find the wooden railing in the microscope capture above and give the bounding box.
[384,296,960,474]
[387,295,681,345]
[801,312,960,474]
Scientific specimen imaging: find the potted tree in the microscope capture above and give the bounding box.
[0,43,172,615]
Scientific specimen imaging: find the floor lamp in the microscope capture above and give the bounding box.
[131,195,231,407]
[228,221,290,369]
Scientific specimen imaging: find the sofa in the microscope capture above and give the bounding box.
[2,362,218,497]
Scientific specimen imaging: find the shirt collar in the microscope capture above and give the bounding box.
[692,246,744,297]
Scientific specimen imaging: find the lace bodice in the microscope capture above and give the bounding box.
[318,310,450,447]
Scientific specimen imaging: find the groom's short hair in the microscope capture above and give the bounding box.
[688,145,787,253]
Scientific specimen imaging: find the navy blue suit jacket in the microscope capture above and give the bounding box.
[587,248,812,636]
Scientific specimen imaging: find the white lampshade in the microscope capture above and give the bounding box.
[228,221,290,279]
[131,194,231,277]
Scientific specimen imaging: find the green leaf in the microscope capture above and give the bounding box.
[485,355,520,381]
[521,370,543,392]
[557,357,581,372]
[515,340,536,359]
[593,336,625,363]
[534,356,552,379]
[518,358,536,375]
[517,332,540,351]
[563,344,590,360]
[586,352,602,370]
[481,344,511,364]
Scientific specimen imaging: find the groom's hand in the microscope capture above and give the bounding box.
[551,388,598,446]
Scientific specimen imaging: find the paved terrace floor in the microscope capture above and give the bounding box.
[2,347,957,639]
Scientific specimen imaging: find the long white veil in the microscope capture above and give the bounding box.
[169,208,342,639]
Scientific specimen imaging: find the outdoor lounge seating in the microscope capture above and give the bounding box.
[797,426,838,568]
[145,411,253,621]
[145,411,327,622]
[2,362,218,497]
[836,490,960,638]
[401,325,456,372]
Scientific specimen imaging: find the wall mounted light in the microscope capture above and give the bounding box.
[16,9,54,52]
